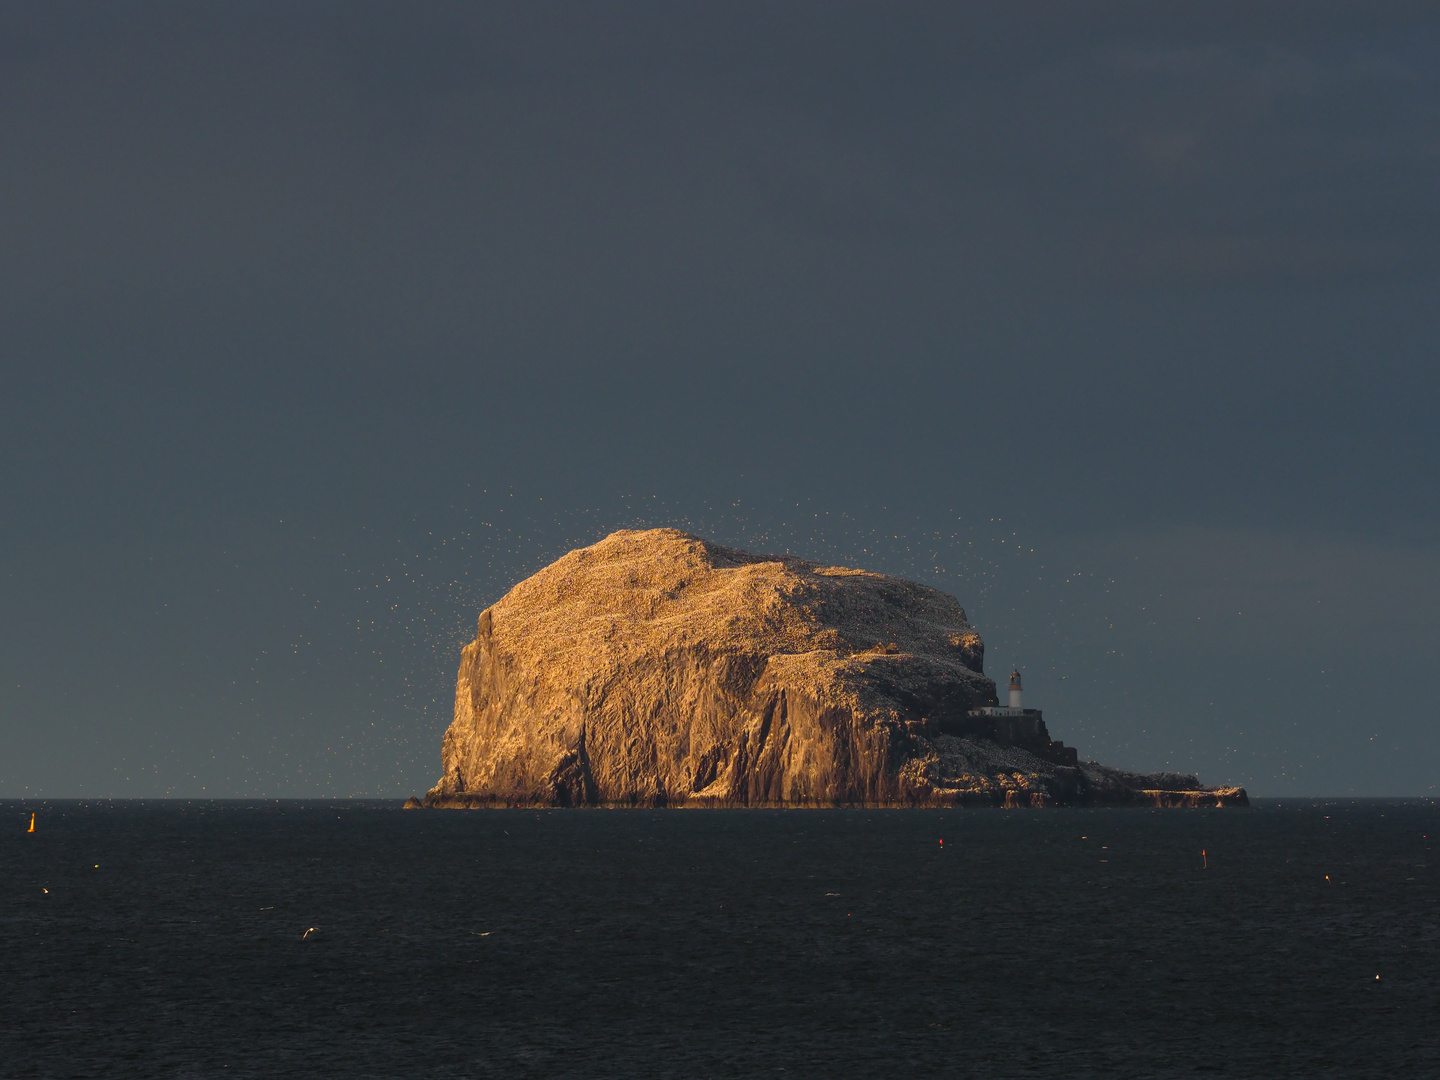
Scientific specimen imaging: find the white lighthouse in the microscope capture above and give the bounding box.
[962,664,1077,766]
[973,668,1031,718]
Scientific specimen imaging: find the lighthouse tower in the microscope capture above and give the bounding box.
[960,663,1076,766]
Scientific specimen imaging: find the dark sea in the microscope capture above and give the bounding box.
[3,801,1436,1079]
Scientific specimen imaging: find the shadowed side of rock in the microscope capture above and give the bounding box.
[897,737,1250,807]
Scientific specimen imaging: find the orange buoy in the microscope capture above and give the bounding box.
[27,812,35,833]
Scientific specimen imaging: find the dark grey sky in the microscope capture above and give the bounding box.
[2,2,1437,797]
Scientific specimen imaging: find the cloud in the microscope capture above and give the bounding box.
[2,2,1437,310]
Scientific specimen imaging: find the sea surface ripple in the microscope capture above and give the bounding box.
[2,800,1436,1078]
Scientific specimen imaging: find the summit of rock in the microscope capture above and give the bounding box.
[426,529,1244,808]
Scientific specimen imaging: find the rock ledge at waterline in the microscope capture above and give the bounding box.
[420,530,1246,809]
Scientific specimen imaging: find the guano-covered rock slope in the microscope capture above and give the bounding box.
[424,529,1245,808]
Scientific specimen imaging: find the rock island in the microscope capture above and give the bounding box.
[421,529,1246,808]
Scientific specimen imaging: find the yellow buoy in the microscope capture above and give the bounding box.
[27,812,35,833]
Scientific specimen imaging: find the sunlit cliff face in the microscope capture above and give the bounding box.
[426,529,1241,808]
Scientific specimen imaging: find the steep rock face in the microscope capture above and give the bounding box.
[426,529,1245,808]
